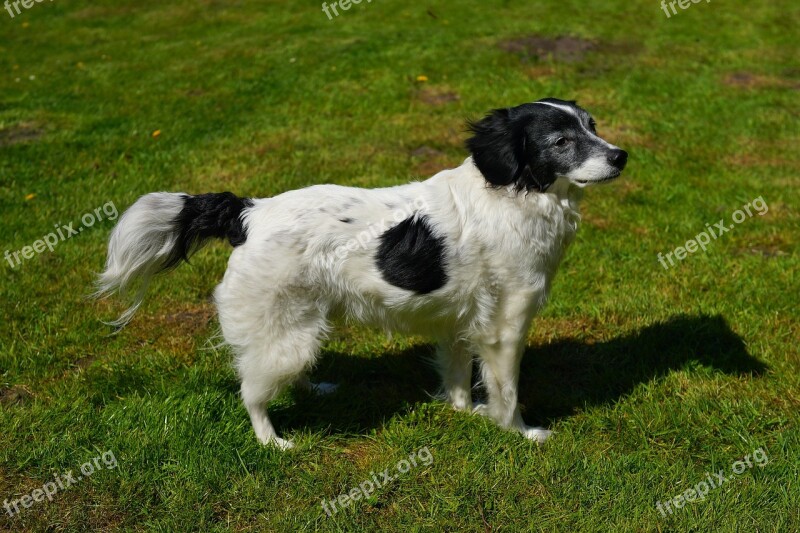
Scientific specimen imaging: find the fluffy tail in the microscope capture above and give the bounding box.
[95,191,252,326]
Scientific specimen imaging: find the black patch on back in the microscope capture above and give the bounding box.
[376,215,448,294]
[162,192,253,271]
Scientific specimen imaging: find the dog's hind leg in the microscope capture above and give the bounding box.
[435,338,473,411]
[236,324,325,449]
[221,289,328,450]
[240,378,293,450]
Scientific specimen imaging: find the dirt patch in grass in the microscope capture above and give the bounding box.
[726,138,800,169]
[164,305,215,329]
[72,355,97,371]
[524,65,557,80]
[601,122,658,151]
[500,35,596,63]
[341,441,381,470]
[760,201,798,222]
[0,122,43,147]
[125,303,216,356]
[614,179,643,196]
[410,146,444,159]
[727,153,799,168]
[581,211,613,230]
[529,316,607,345]
[416,87,460,106]
[0,385,33,406]
[723,72,800,90]
[732,234,790,258]
[409,145,456,176]
[163,304,215,351]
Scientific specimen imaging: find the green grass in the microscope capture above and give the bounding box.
[1,0,799,530]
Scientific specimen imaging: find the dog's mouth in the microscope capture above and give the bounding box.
[574,171,621,185]
[575,176,617,185]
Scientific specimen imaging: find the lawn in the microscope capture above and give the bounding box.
[1,0,798,531]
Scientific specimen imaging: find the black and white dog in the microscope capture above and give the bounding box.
[98,98,627,449]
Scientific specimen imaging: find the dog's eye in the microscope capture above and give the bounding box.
[555,137,568,147]
[589,120,597,133]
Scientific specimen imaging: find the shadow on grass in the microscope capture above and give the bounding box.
[517,313,767,426]
[273,313,767,435]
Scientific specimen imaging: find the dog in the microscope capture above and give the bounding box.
[97,98,628,449]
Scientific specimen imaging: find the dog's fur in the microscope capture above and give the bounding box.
[97,98,628,449]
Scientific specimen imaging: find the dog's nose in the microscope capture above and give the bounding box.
[607,149,628,170]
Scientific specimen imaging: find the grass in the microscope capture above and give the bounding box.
[1,0,798,530]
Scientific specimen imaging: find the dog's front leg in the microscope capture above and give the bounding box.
[476,336,525,427]
[477,338,551,443]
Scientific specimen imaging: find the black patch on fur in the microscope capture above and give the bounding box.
[376,215,447,294]
[339,217,354,224]
[162,192,253,271]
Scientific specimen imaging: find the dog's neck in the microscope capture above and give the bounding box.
[543,177,583,220]
[439,158,581,226]
[465,157,582,222]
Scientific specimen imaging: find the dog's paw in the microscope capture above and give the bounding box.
[522,426,552,443]
[443,390,472,412]
[257,434,295,450]
[310,382,339,395]
[472,402,489,416]
[271,437,295,450]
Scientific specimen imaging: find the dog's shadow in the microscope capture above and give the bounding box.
[272,313,767,434]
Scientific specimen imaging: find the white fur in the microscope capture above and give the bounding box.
[213,157,582,448]
[99,157,586,449]
[95,192,187,326]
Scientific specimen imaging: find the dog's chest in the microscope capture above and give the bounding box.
[495,195,580,283]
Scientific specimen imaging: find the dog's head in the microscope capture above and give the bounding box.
[466,98,628,192]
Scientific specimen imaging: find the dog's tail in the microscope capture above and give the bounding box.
[95,191,252,327]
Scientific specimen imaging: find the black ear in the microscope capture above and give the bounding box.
[466,108,528,188]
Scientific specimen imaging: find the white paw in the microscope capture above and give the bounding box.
[450,400,471,412]
[310,382,339,395]
[257,434,295,450]
[472,402,489,416]
[522,426,552,443]
[272,437,295,450]
[445,391,472,411]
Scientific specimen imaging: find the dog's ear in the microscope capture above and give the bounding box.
[466,108,528,188]
[467,105,558,192]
